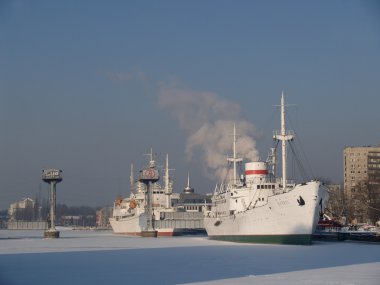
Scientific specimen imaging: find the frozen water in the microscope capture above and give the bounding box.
[0,230,379,285]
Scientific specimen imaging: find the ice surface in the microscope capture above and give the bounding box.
[0,230,379,285]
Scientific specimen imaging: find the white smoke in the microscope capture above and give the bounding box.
[158,85,260,181]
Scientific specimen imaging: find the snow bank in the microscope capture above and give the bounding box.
[0,230,379,285]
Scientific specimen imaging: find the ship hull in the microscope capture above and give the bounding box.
[109,213,147,236]
[204,181,328,245]
[208,234,312,245]
[110,213,203,237]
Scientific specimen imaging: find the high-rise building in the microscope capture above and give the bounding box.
[343,146,380,223]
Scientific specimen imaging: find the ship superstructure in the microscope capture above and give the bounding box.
[203,94,329,244]
[109,150,211,236]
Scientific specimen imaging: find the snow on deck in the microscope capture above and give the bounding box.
[0,230,379,285]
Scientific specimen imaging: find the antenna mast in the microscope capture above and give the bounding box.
[184,172,194,194]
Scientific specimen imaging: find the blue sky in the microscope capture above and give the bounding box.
[0,0,379,209]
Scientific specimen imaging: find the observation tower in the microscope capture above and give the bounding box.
[139,163,159,237]
[42,169,62,238]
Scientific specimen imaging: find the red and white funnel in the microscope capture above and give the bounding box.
[245,162,268,182]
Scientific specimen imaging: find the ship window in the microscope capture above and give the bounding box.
[257,185,260,189]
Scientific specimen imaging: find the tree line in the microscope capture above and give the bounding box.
[5,197,103,227]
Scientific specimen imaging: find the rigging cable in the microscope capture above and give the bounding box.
[286,107,316,180]
[289,142,309,182]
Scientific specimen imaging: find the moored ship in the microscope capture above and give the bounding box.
[203,94,329,245]
[109,151,211,236]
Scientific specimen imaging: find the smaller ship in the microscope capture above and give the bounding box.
[313,215,380,242]
[109,150,212,236]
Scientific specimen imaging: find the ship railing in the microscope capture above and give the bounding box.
[273,130,295,139]
[272,178,295,185]
[215,183,228,194]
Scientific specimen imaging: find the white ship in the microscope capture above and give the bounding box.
[109,151,211,236]
[204,94,329,245]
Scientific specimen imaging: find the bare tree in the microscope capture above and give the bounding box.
[325,184,345,219]
[345,180,380,224]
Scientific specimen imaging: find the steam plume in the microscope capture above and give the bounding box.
[158,85,259,181]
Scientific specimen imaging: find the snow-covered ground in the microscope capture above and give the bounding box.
[0,230,379,285]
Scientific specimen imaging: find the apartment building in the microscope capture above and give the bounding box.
[343,146,380,223]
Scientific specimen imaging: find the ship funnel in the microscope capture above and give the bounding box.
[245,162,268,183]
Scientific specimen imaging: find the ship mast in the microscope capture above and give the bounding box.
[267,147,276,178]
[164,154,173,209]
[130,163,134,194]
[149,148,155,168]
[227,124,242,185]
[274,92,294,190]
